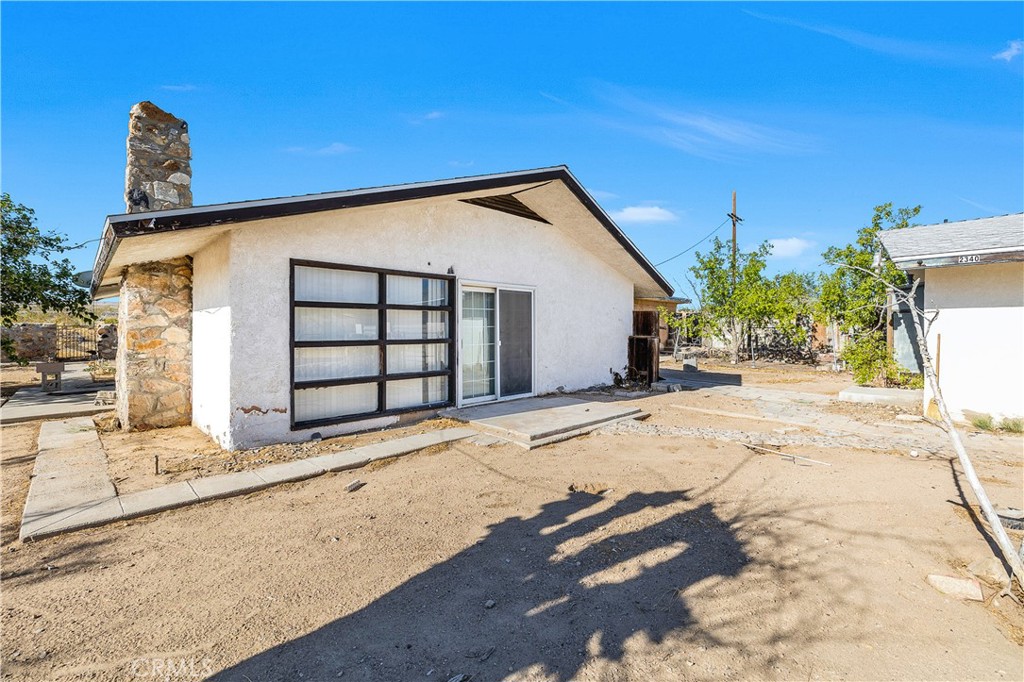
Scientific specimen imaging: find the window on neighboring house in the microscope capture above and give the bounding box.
[290,260,455,429]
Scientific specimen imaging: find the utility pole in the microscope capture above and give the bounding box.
[727,191,744,363]
[727,191,743,290]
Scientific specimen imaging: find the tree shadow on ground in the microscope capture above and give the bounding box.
[212,490,749,681]
[660,368,742,386]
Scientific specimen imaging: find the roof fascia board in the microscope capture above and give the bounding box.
[890,249,1024,270]
[887,243,1024,263]
[92,165,674,298]
[104,167,570,234]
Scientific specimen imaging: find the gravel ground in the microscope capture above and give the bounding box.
[1,366,1021,681]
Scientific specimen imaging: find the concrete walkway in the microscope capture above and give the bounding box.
[20,419,477,540]
[442,396,647,448]
[1,362,114,424]
[657,371,835,405]
[838,385,923,409]
[20,419,119,540]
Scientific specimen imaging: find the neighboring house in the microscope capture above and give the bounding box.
[889,283,925,374]
[878,213,1024,422]
[91,103,672,450]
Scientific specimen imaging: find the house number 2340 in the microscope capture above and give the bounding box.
[957,254,981,263]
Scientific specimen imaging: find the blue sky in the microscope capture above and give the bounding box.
[2,2,1022,299]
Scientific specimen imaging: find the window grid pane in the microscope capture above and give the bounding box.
[294,266,377,303]
[386,310,448,340]
[386,376,448,410]
[386,275,447,306]
[295,307,378,342]
[295,346,379,382]
[387,343,448,374]
[291,262,454,426]
[294,383,379,422]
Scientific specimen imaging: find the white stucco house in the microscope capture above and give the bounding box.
[878,213,1024,423]
[91,165,674,450]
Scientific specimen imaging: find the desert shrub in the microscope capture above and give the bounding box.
[842,331,893,386]
[999,417,1023,434]
[970,413,995,431]
[887,369,924,390]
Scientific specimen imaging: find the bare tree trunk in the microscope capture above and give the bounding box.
[729,317,741,363]
[906,277,1024,585]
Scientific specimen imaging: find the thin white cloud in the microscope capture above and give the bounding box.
[314,142,354,156]
[589,189,619,201]
[285,142,356,156]
[611,206,678,224]
[993,40,1023,62]
[594,84,814,161]
[956,196,1003,215]
[160,84,197,92]
[539,91,572,107]
[410,111,445,125]
[768,237,815,259]
[745,10,972,65]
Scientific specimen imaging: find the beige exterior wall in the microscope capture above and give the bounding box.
[922,261,1024,422]
[191,196,635,449]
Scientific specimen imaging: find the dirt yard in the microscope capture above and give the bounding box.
[0,365,38,400]
[672,356,853,395]
[1,366,1022,681]
[96,415,467,495]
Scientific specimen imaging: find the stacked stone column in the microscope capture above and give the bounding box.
[116,101,194,430]
[116,258,193,429]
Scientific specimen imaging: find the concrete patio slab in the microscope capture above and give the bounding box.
[1,362,114,424]
[443,398,645,448]
[119,481,199,518]
[838,385,922,410]
[187,471,272,501]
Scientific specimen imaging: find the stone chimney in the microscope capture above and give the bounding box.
[125,101,192,213]
[116,102,194,431]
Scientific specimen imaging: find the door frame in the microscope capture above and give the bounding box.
[456,279,536,407]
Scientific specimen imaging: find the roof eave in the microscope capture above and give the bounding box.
[91,166,674,298]
[887,248,1024,270]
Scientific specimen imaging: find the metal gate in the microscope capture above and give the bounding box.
[56,326,99,361]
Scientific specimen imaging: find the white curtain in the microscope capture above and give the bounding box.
[294,266,377,303]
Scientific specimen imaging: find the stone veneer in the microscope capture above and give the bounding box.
[0,324,58,362]
[124,102,192,212]
[116,258,193,429]
[116,101,194,431]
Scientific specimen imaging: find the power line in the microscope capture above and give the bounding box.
[654,218,730,267]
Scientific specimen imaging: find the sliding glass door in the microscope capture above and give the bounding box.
[461,288,496,400]
[460,286,533,403]
[499,289,533,397]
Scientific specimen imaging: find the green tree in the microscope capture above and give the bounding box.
[769,271,818,346]
[819,202,920,384]
[689,237,773,362]
[1,193,93,361]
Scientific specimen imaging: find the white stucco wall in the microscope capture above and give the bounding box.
[921,261,1024,422]
[192,197,635,449]
[191,233,233,446]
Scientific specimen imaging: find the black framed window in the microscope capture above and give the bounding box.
[290,259,456,429]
